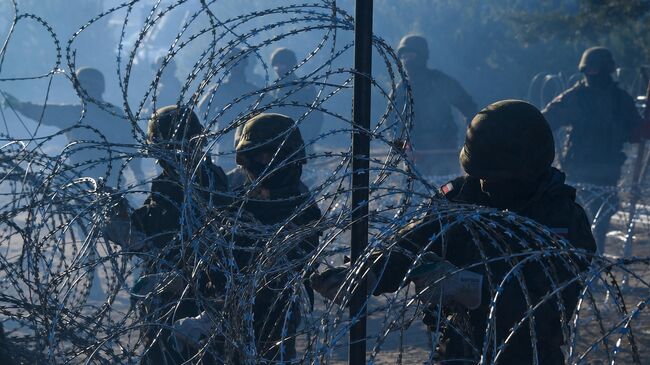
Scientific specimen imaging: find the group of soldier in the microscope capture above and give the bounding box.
[2,34,650,364]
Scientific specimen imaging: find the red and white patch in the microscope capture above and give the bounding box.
[441,182,454,195]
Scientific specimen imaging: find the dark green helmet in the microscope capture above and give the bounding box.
[270,47,297,67]
[75,67,105,97]
[579,47,616,74]
[236,113,305,163]
[459,100,555,180]
[147,105,204,150]
[397,35,429,60]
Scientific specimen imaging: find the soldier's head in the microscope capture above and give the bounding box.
[579,47,616,75]
[75,67,105,100]
[147,105,204,153]
[397,35,429,73]
[459,100,555,208]
[224,47,249,78]
[235,113,306,189]
[270,47,298,77]
[579,47,616,88]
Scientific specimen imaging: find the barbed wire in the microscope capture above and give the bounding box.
[0,1,649,364]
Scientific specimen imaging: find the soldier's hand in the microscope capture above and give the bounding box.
[409,253,483,310]
[310,266,348,304]
[389,138,410,153]
[130,273,184,299]
[172,311,212,350]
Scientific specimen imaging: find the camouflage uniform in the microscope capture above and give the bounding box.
[151,56,183,108]
[229,113,321,363]
[111,106,228,365]
[542,47,643,252]
[371,101,596,364]
[268,47,324,154]
[198,48,259,171]
[394,35,477,175]
[5,67,145,185]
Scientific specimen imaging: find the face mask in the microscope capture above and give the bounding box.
[480,177,538,210]
[585,72,613,88]
[241,155,302,192]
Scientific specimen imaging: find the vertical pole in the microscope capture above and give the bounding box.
[350,1,373,364]
[622,70,650,287]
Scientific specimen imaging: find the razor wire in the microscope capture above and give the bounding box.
[0,1,649,364]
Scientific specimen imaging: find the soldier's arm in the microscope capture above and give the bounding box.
[102,196,148,252]
[620,91,646,143]
[370,216,442,295]
[4,93,81,128]
[568,203,597,257]
[541,93,574,131]
[446,76,478,122]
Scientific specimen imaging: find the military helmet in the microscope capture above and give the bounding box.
[147,105,203,149]
[270,47,297,67]
[75,67,105,96]
[223,46,248,69]
[579,47,616,74]
[459,100,555,179]
[397,35,429,60]
[236,113,305,163]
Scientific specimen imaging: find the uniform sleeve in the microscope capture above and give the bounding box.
[619,91,645,143]
[371,217,442,295]
[13,102,81,129]
[568,203,597,258]
[542,92,574,131]
[444,75,477,121]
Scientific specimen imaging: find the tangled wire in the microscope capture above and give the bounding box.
[1,1,650,364]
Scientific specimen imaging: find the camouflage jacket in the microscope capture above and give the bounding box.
[130,157,228,270]
[393,68,477,150]
[372,167,596,363]
[543,79,642,184]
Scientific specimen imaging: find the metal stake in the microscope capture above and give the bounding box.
[350,0,373,364]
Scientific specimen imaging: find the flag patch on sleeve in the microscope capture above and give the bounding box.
[441,182,454,195]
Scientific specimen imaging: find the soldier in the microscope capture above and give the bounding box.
[394,35,477,176]
[268,47,323,155]
[3,67,145,185]
[312,100,596,364]
[198,48,260,171]
[542,47,644,254]
[102,105,228,364]
[173,113,322,363]
[151,56,183,108]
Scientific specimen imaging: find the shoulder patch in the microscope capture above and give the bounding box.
[441,182,454,195]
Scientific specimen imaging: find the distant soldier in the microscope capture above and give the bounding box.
[313,100,596,364]
[151,56,183,108]
[3,67,145,185]
[268,47,323,154]
[394,35,477,176]
[198,48,260,171]
[102,105,228,364]
[543,47,645,254]
[173,113,321,363]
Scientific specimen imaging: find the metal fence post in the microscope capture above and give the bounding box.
[350,0,373,364]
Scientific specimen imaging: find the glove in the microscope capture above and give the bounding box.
[310,266,348,304]
[409,253,483,310]
[310,265,377,305]
[172,311,212,349]
[130,272,184,299]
